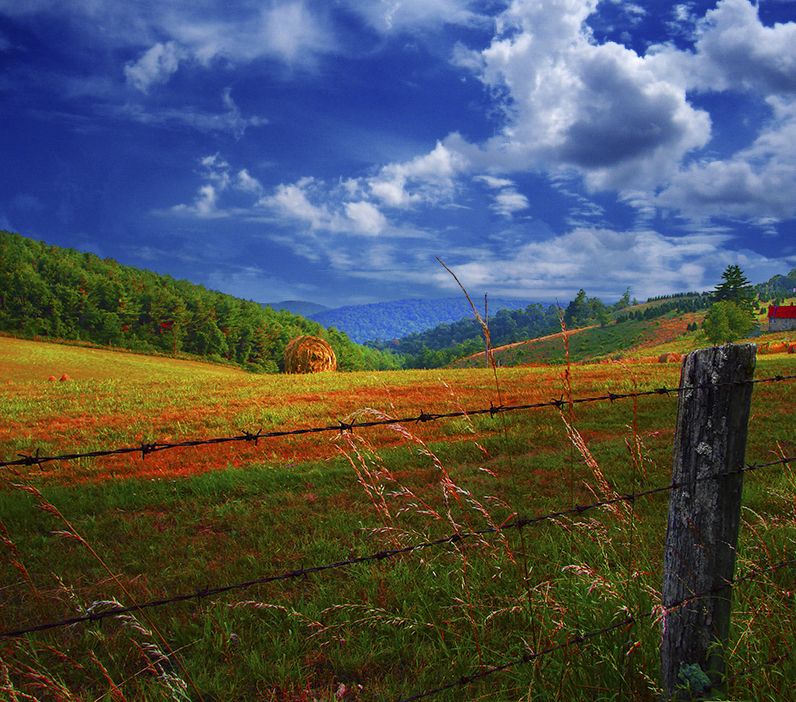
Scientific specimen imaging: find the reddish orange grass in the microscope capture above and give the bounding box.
[0,336,684,484]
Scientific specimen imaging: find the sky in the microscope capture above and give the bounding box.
[1,0,795,309]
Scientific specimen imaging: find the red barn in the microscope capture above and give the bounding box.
[768,304,796,332]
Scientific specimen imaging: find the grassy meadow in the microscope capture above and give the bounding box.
[1,335,795,701]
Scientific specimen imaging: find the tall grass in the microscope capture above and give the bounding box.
[1,335,794,700]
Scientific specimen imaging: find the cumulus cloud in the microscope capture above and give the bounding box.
[261,178,394,236]
[474,175,529,217]
[649,0,796,95]
[367,141,468,207]
[156,0,795,296]
[441,0,796,225]
[655,96,796,220]
[637,1,796,221]
[451,0,711,191]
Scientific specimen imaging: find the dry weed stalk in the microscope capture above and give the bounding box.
[0,515,45,618]
[435,258,536,590]
[559,416,634,523]
[5,475,199,702]
[334,404,527,670]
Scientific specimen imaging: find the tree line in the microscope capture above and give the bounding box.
[367,303,563,368]
[373,287,714,369]
[0,231,401,373]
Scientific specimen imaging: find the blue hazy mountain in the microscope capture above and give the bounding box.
[308,298,538,344]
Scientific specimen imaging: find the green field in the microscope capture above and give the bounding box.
[1,336,795,701]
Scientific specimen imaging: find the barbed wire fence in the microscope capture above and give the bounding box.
[2,372,794,472]
[0,357,794,700]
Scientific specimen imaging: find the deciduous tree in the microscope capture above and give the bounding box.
[703,301,754,344]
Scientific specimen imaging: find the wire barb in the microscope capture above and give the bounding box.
[139,443,158,459]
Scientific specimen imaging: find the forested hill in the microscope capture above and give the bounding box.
[0,230,400,373]
[310,297,537,344]
[379,290,714,369]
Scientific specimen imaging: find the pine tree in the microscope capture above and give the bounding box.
[712,265,756,311]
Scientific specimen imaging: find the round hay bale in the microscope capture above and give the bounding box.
[48,375,57,382]
[658,352,682,363]
[768,342,788,354]
[284,336,337,374]
[59,373,70,382]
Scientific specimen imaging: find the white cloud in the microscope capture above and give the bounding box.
[665,0,796,95]
[492,190,530,217]
[115,88,267,138]
[13,0,340,85]
[172,152,268,217]
[344,200,387,235]
[264,178,339,230]
[236,169,263,194]
[624,3,645,18]
[452,0,711,191]
[431,227,782,301]
[160,0,338,71]
[474,175,529,217]
[345,0,485,32]
[256,2,336,65]
[172,183,224,218]
[368,141,468,207]
[475,175,514,189]
[125,41,185,92]
[655,96,796,220]
[262,179,394,237]
[444,0,796,224]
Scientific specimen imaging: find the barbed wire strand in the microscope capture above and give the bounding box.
[396,557,796,702]
[1,370,793,696]
[2,454,792,641]
[2,373,795,471]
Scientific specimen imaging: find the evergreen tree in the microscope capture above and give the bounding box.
[712,265,756,311]
[564,289,589,327]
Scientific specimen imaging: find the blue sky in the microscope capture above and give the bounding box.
[1,0,795,308]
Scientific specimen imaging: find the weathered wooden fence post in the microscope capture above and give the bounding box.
[660,343,756,700]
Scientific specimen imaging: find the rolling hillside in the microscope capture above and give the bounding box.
[0,230,400,373]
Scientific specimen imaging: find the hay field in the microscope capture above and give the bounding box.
[1,336,795,701]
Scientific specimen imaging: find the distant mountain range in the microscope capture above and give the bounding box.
[268,298,540,344]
